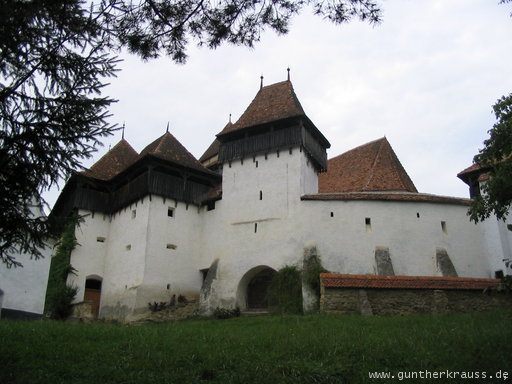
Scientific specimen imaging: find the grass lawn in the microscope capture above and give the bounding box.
[1,310,511,383]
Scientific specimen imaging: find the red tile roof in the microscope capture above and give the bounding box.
[457,163,490,184]
[82,139,138,181]
[218,80,305,135]
[302,192,470,205]
[321,273,500,290]
[140,131,214,174]
[319,137,418,193]
[458,163,481,176]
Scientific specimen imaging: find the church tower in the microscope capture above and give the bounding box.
[214,79,330,221]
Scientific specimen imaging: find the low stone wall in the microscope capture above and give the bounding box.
[70,301,95,323]
[127,299,199,324]
[320,274,511,316]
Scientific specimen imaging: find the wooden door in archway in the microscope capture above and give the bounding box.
[84,279,102,318]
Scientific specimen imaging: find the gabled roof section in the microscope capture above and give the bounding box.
[218,80,306,135]
[319,137,418,193]
[82,139,139,181]
[139,131,212,174]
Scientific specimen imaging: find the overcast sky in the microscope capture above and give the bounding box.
[45,0,512,209]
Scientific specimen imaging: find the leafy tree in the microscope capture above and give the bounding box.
[468,94,512,224]
[0,0,381,267]
[468,0,512,225]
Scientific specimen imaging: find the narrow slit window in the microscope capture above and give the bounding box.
[255,160,259,168]
[441,221,447,235]
[259,190,263,200]
[330,212,334,218]
[365,218,372,233]
[166,243,177,250]
[417,212,420,218]
[254,223,258,233]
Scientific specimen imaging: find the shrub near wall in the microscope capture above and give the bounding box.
[267,266,303,314]
[44,219,78,320]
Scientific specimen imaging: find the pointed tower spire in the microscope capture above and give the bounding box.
[229,113,232,123]
[287,67,290,81]
[166,121,170,133]
[260,74,264,90]
[122,122,125,139]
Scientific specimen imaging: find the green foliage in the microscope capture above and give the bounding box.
[0,0,118,266]
[303,249,329,300]
[268,265,303,314]
[468,93,512,223]
[108,1,381,62]
[1,311,511,384]
[213,307,241,319]
[44,218,78,320]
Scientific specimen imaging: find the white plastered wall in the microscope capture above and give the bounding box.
[0,204,52,316]
[138,196,204,310]
[68,210,110,302]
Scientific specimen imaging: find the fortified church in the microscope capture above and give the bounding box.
[50,77,512,320]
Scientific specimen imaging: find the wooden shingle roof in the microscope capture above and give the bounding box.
[140,131,213,174]
[82,139,138,181]
[319,137,418,193]
[218,80,306,135]
[321,274,500,290]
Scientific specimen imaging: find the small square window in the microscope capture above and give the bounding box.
[441,221,447,235]
[131,210,136,219]
[126,244,131,251]
[96,236,106,243]
[166,243,177,250]
[167,207,174,217]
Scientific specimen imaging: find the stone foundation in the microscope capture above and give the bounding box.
[320,274,511,316]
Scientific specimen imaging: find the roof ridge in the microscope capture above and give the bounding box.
[84,138,139,180]
[218,80,306,136]
[140,131,215,175]
[385,139,417,192]
[363,137,386,190]
[328,137,386,162]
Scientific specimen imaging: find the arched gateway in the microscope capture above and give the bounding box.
[236,266,276,310]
